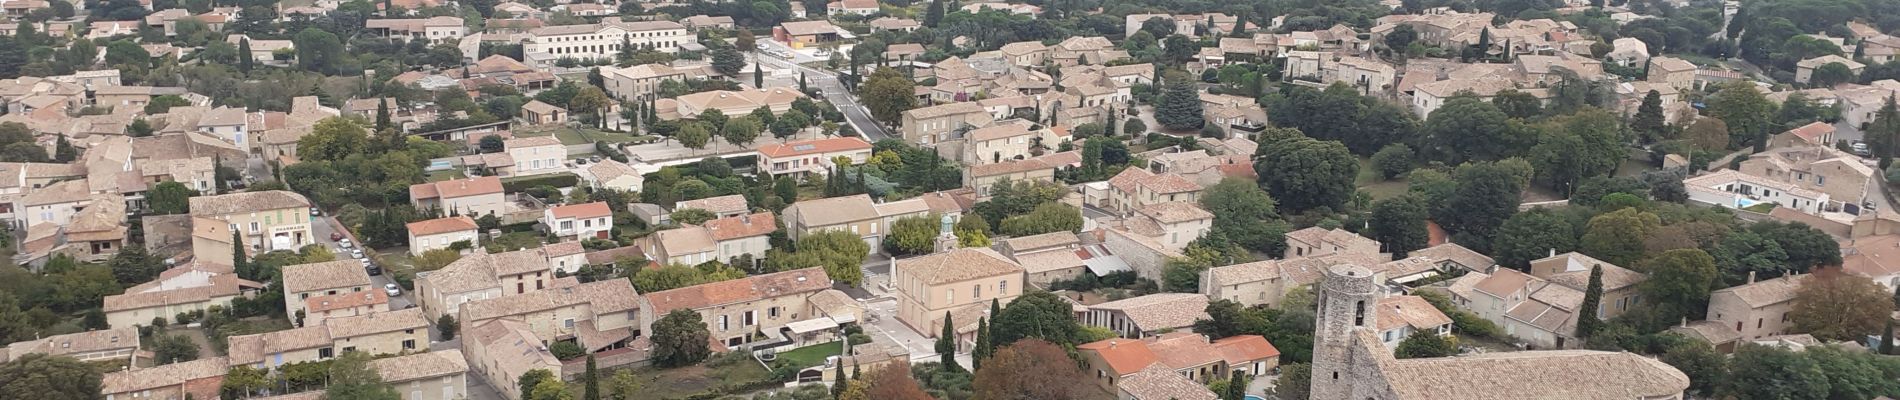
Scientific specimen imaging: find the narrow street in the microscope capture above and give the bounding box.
[310,213,416,311]
[752,42,892,142]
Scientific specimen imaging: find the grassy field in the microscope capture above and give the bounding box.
[775,342,843,367]
[1355,156,1410,200]
[605,359,773,400]
[425,169,466,182]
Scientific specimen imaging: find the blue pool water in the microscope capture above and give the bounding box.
[1245,396,1266,400]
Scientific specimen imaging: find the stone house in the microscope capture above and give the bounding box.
[1738,146,1875,213]
[189,190,314,253]
[225,308,430,369]
[457,279,641,352]
[998,231,1088,286]
[900,102,994,145]
[1284,227,1381,260]
[1080,293,1210,339]
[406,216,479,256]
[894,248,1024,348]
[368,350,470,400]
[639,268,845,348]
[1707,273,1808,341]
[414,248,562,320]
[283,260,375,323]
[1095,168,1202,215]
[463,319,562,400]
[1077,332,1280,395]
[410,176,506,218]
[640,212,776,266]
[100,357,227,400]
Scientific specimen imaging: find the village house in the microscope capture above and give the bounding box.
[1285,227,1381,260]
[100,357,228,400]
[782,194,931,250]
[639,267,844,348]
[1708,273,1807,341]
[302,290,390,327]
[1684,169,1831,215]
[1078,333,1280,396]
[603,63,704,102]
[414,248,563,320]
[542,202,613,240]
[1795,55,1865,85]
[364,16,466,44]
[1081,293,1211,339]
[519,100,567,125]
[190,190,314,253]
[1372,295,1453,348]
[755,137,874,177]
[997,231,1088,286]
[676,194,750,218]
[1606,37,1650,67]
[900,102,995,145]
[680,15,735,31]
[0,327,139,364]
[410,176,507,218]
[641,212,776,266]
[1200,252,1384,308]
[225,308,430,369]
[581,159,644,193]
[1842,234,1900,290]
[1768,121,1837,150]
[826,0,877,15]
[499,136,567,177]
[1647,56,1698,91]
[1123,202,1214,252]
[667,88,808,119]
[367,349,470,400]
[407,216,480,256]
[869,17,921,33]
[103,261,261,328]
[1092,168,1202,215]
[456,279,642,352]
[283,260,375,323]
[461,319,562,400]
[962,120,1045,165]
[894,248,1025,348]
[963,158,1058,198]
[773,20,849,48]
[1738,146,1875,214]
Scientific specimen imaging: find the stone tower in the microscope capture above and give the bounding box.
[933,214,959,253]
[1310,263,1383,400]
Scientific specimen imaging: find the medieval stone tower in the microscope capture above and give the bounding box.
[1310,263,1384,400]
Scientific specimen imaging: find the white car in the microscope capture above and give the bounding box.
[338,239,354,249]
[351,249,365,259]
[384,283,402,297]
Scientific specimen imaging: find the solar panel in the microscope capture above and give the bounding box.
[793,144,817,151]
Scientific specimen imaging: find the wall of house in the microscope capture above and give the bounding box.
[333,329,429,359]
[106,295,240,328]
[441,192,507,218]
[695,292,818,346]
[500,270,553,296]
[1708,294,1795,341]
[418,284,502,321]
[896,273,1021,338]
[306,303,388,327]
[508,145,569,177]
[24,199,83,227]
[287,284,370,322]
[393,373,468,400]
[410,230,478,256]
[207,206,314,252]
[1203,276,1281,308]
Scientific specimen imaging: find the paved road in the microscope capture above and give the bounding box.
[311,214,416,310]
[754,41,892,142]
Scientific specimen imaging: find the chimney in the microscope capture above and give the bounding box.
[1547,248,1556,257]
[1747,270,1757,284]
[1680,317,1688,327]
[741,214,751,224]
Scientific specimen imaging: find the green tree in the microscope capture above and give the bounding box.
[773,230,870,287]
[1491,89,1544,119]
[1660,342,1725,397]
[297,117,371,162]
[1368,195,1430,256]
[151,334,199,365]
[710,44,745,77]
[972,317,990,370]
[1256,135,1358,211]
[860,67,916,128]
[997,202,1083,236]
[1810,62,1856,87]
[1706,81,1777,151]
[652,309,711,367]
[327,351,401,400]
[1200,178,1287,254]
[237,37,254,72]
[889,213,943,256]
[1870,96,1900,165]
[1436,159,1530,247]
[1720,344,1830,400]
[291,27,344,73]
[0,353,105,400]
[1424,97,1531,163]
[437,314,459,340]
[1155,70,1205,130]
[1790,270,1896,341]
[677,122,712,149]
[1273,363,1310,400]
[1580,207,1661,268]
[1491,207,1576,269]
[1370,143,1414,180]
[1639,249,1719,321]
[989,291,1081,346]
[1575,265,1605,338]
[146,181,196,214]
[1393,330,1457,358]
[1684,116,1730,151]
[1529,108,1629,195]
[722,117,760,146]
[584,355,600,400]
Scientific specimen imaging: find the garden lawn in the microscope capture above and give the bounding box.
[609,360,772,400]
[775,342,843,367]
[1354,156,1410,200]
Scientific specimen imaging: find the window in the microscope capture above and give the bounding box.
[1353,301,1365,326]
[973,284,981,299]
[999,280,1008,295]
[402,339,415,349]
[565,319,575,329]
[249,222,260,233]
[768,307,779,318]
[946,289,954,303]
[318,347,334,359]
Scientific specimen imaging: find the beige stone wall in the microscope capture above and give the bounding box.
[1709,292,1795,340]
[288,284,371,322]
[106,295,240,328]
[393,373,469,400]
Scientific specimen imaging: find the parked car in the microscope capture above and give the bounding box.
[365,264,382,276]
[338,239,354,249]
[384,283,402,296]
[351,249,365,259]
[309,207,321,216]
[1853,141,1872,157]
[330,232,344,241]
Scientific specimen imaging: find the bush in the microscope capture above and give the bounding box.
[1371,144,1415,180]
[549,341,585,360]
[500,173,581,192]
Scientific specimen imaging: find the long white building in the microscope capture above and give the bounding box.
[522,17,692,66]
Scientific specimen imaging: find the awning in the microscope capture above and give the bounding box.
[785,318,839,335]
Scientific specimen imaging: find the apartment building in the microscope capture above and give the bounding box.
[410,176,507,218]
[639,267,836,347]
[900,102,994,145]
[414,248,560,320]
[522,18,692,65]
[503,136,568,177]
[456,279,641,351]
[641,212,776,266]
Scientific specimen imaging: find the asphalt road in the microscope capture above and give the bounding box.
[311,213,417,310]
[753,41,892,142]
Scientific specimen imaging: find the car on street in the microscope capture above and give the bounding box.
[1853,141,1872,157]
[384,283,402,296]
[351,249,364,259]
[309,207,320,216]
[364,262,382,276]
[338,238,354,249]
[330,232,344,241]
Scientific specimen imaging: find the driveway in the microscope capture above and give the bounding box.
[311,214,416,311]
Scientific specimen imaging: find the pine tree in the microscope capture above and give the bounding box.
[972,317,990,370]
[1631,90,1666,141]
[237,38,254,72]
[937,312,960,371]
[1576,265,1605,338]
[753,62,763,89]
[584,355,600,400]
[375,98,392,132]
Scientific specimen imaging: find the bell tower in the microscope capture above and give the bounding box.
[1310,263,1382,400]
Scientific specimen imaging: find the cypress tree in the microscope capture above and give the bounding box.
[231,230,247,279]
[831,358,848,399]
[1576,265,1605,338]
[375,98,391,132]
[937,312,959,371]
[1231,13,1246,37]
[1882,318,1895,355]
[753,62,763,89]
[972,317,990,370]
[237,38,253,72]
[1225,370,1249,400]
[924,0,945,28]
[799,72,808,93]
[584,355,600,400]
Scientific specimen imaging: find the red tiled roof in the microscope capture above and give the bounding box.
[757,137,872,159]
[550,202,612,219]
[406,216,478,236]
